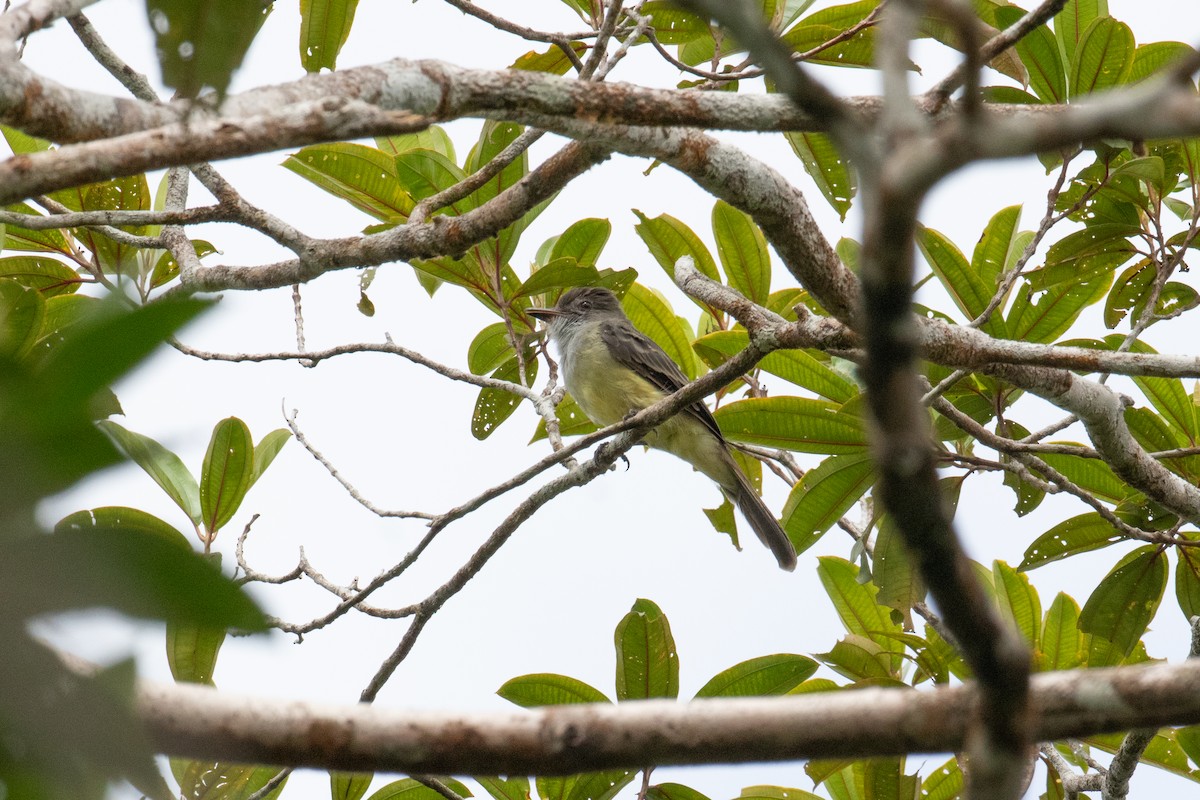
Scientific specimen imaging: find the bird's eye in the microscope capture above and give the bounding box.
[579,299,591,309]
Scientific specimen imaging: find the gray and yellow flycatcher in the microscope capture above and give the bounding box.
[529,286,798,571]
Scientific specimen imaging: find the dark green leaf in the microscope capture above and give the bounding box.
[997,6,1065,103]
[468,322,519,375]
[1070,17,1133,97]
[694,654,818,697]
[1007,275,1110,343]
[332,772,375,800]
[364,777,471,800]
[250,428,290,489]
[919,757,962,800]
[1054,0,1107,67]
[1176,543,1200,622]
[97,420,202,525]
[784,132,856,221]
[0,527,265,629]
[993,560,1041,649]
[1080,546,1167,666]
[537,771,635,800]
[614,598,679,701]
[1037,451,1130,504]
[166,619,226,685]
[77,175,150,276]
[1041,591,1083,671]
[283,143,413,221]
[781,452,873,555]
[55,506,190,547]
[715,397,867,453]
[550,218,612,267]
[0,279,45,360]
[817,634,894,681]
[1020,512,1125,570]
[736,786,822,800]
[632,210,720,313]
[0,255,81,297]
[200,417,255,534]
[916,225,998,330]
[145,0,271,98]
[471,355,536,440]
[376,126,455,161]
[646,784,713,800]
[692,330,857,403]
[872,517,925,615]
[299,0,360,72]
[510,42,587,74]
[1128,41,1195,83]
[173,760,288,800]
[474,776,528,800]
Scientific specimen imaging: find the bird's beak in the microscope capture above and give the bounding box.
[527,307,562,322]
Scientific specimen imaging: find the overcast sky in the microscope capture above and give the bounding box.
[24,1,1200,798]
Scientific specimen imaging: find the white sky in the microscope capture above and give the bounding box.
[22,1,1200,798]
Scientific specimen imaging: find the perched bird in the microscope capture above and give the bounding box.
[529,286,797,571]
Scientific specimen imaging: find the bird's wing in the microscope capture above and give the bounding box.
[599,318,725,442]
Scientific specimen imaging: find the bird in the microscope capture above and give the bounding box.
[528,286,797,571]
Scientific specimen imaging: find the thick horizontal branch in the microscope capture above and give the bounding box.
[140,659,1200,775]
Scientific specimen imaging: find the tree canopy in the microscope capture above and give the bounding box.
[4,1,1200,799]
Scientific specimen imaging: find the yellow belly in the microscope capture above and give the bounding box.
[561,330,737,491]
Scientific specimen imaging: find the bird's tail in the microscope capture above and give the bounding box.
[731,467,797,572]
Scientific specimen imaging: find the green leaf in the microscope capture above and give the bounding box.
[0,527,265,629]
[919,757,962,800]
[1105,258,1156,328]
[200,417,255,535]
[0,278,45,360]
[1037,452,1130,504]
[997,6,1065,103]
[622,283,697,379]
[283,143,413,221]
[475,776,529,800]
[250,428,290,490]
[1041,592,1083,671]
[872,517,925,614]
[332,772,375,800]
[1054,0,1107,66]
[0,255,81,297]
[530,392,599,443]
[781,452,873,555]
[364,778,471,800]
[784,132,856,221]
[736,786,823,800]
[3,202,71,254]
[639,3,710,43]
[817,556,902,663]
[166,618,226,685]
[1070,17,1133,97]
[173,761,288,800]
[1128,41,1196,83]
[97,420,202,526]
[614,598,679,701]
[782,23,877,68]
[376,126,455,161]
[632,210,720,312]
[916,226,998,330]
[711,200,771,304]
[817,634,895,681]
[702,495,738,546]
[75,175,149,278]
[471,354,535,440]
[145,0,270,99]
[394,149,469,208]
[1019,512,1125,570]
[1007,275,1110,343]
[646,784,713,800]
[715,397,867,453]
[1080,546,1167,666]
[692,330,857,403]
[1127,341,1199,442]
[510,42,587,74]
[514,259,621,303]
[1029,223,1139,290]
[468,322,519,375]
[550,218,612,267]
[299,0,359,72]
[537,771,635,800]
[971,204,1022,291]
[497,674,610,707]
[993,560,1041,650]
[1175,543,1200,622]
[55,505,190,547]
[694,654,817,697]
